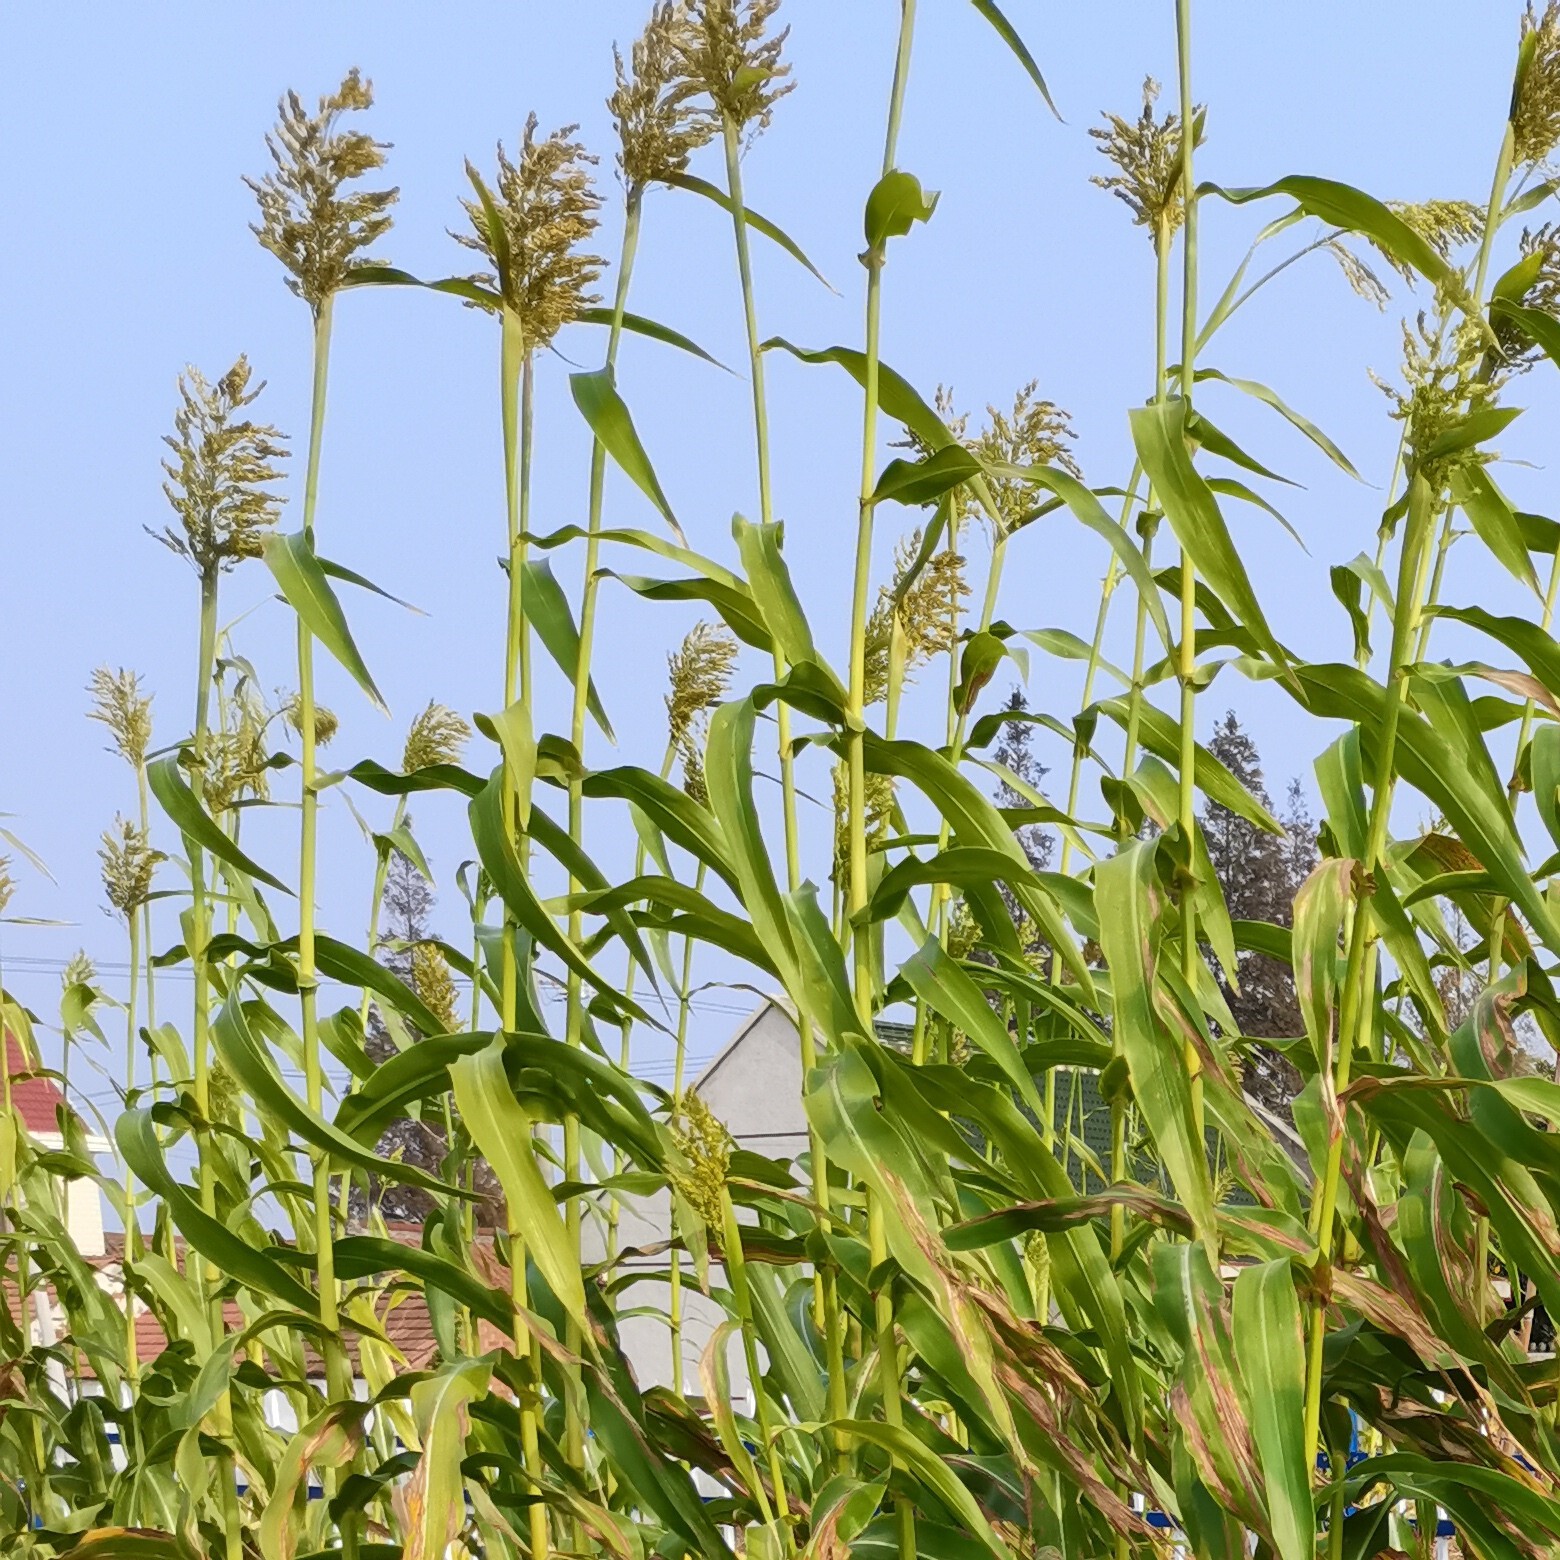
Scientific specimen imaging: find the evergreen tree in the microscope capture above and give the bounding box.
[1200,711,1318,1116]
[352,828,492,1225]
[992,686,1052,872]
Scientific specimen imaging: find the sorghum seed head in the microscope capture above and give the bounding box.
[679,0,793,138]
[402,702,472,773]
[455,117,606,348]
[87,667,153,769]
[155,357,289,576]
[610,4,718,193]
[246,68,398,315]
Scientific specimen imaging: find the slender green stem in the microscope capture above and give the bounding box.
[491,306,551,1559]
[121,900,143,1472]
[667,860,705,1397]
[187,564,241,1560]
[845,22,917,1549]
[718,108,850,1456]
[1302,106,1517,1477]
[294,298,349,1370]
[580,193,643,1284]
[720,1187,795,1550]
[1173,0,1206,1146]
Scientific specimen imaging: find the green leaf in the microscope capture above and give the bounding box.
[317,554,423,613]
[833,1419,1014,1560]
[571,368,684,544]
[260,1402,366,1560]
[1020,466,1173,654]
[334,1234,510,1332]
[1206,175,1451,287]
[968,0,1061,118]
[262,531,386,711]
[1426,604,1560,707]
[1232,1261,1312,1560]
[873,444,983,507]
[1493,297,1560,373]
[864,169,939,249]
[403,1358,494,1560]
[762,338,951,449]
[116,1109,320,1316]
[469,771,649,1023]
[1290,858,1354,1071]
[901,937,1045,1119]
[212,996,463,1198]
[704,700,800,992]
[1131,399,1290,679]
[450,1035,586,1328]
[1193,367,1362,479]
[864,732,1095,994]
[1208,477,1304,549]
[519,557,614,741]
[573,306,731,370]
[731,515,825,676]
[1294,664,1560,945]
[584,763,739,895]
[1095,698,1283,833]
[661,170,834,290]
[1095,842,1217,1252]
[148,755,291,894]
[1451,465,1540,592]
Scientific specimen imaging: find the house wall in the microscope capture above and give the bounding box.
[587,998,810,1400]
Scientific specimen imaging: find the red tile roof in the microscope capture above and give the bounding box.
[4,1031,66,1136]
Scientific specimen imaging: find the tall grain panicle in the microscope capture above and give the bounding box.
[1514,1,1560,166]
[205,689,274,815]
[246,69,398,315]
[154,358,288,573]
[862,530,968,707]
[611,2,718,193]
[156,355,287,1560]
[1376,200,1484,280]
[401,701,470,772]
[87,668,153,769]
[457,118,606,349]
[410,942,460,1034]
[669,1090,733,1230]
[283,691,339,747]
[680,0,793,136]
[667,620,738,802]
[99,818,162,917]
[1089,77,1194,239]
[974,382,1080,532]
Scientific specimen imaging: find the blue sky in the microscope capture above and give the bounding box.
[2,1,1553,1107]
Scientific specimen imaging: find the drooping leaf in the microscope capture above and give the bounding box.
[148,754,291,895]
[263,531,387,710]
[450,1036,587,1328]
[571,368,685,543]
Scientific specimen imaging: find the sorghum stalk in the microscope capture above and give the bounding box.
[847,10,917,1555]
[563,188,640,1418]
[1111,213,1174,1272]
[1301,97,1518,1475]
[666,864,705,1394]
[188,564,244,1560]
[1171,0,1207,1151]
[293,295,355,1416]
[499,315,552,1560]
[121,900,143,1457]
[716,84,851,1447]
[719,1184,795,1544]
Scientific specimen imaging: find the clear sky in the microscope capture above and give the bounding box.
[2,1,1553,1111]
